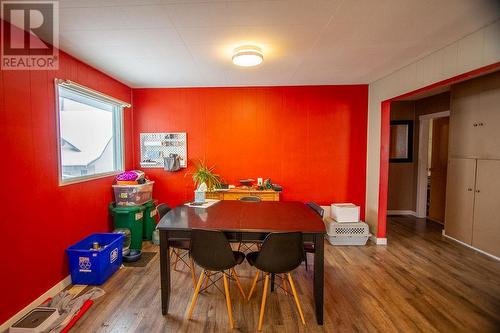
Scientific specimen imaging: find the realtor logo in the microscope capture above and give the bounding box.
[1,0,59,70]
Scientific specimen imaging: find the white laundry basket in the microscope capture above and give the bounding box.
[325,218,370,246]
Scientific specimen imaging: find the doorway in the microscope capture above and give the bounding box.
[416,111,450,223]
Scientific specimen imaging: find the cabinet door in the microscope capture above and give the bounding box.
[444,158,476,244]
[449,82,481,158]
[476,74,500,159]
[472,159,500,257]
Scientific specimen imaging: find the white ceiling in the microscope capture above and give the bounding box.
[55,0,500,88]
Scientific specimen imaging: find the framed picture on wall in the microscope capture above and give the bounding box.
[389,120,413,163]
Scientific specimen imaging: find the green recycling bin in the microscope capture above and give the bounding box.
[109,203,145,250]
[143,200,157,241]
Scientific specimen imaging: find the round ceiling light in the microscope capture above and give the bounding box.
[232,45,263,67]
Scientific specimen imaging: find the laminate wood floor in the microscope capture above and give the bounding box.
[72,216,500,332]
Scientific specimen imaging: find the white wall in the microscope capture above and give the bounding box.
[365,20,500,236]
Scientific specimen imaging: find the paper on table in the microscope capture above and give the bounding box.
[184,199,220,209]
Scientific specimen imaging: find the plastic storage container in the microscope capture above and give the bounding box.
[331,203,360,223]
[9,307,60,333]
[142,200,157,240]
[109,203,145,250]
[325,218,370,246]
[112,181,154,206]
[113,228,132,256]
[66,233,124,285]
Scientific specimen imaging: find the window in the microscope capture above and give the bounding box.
[56,80,127,185]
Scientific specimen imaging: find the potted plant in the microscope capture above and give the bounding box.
[187,161,222,203]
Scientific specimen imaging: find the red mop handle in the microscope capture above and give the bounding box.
[60,299,94,333]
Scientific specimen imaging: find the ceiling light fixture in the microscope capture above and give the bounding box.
[232,45,263,67]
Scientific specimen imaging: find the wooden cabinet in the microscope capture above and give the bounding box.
[445,158,500,257]
[206,189,280,201]
[472,160,500,257]
[476,76,500,159]
[444,158,476,244]
[446,72,500,258]
[449,83,481,158]
[449,72,500,159]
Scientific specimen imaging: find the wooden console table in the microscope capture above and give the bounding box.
[205,188,280,201]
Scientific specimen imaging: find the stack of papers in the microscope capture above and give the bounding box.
[184,199,220,209]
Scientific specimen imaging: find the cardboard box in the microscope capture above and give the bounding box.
[331,203,360,223]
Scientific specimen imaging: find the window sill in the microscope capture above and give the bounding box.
[59,171,123,187]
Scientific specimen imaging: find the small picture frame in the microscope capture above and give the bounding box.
[389,120,413,163]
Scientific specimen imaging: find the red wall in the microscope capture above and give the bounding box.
[132,85,368,212]
[0,26,133,323]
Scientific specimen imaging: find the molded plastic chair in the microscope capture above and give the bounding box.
[237,196,263,252]
[239,196,262,202]
[306,202,324,218]
[156,203,171,219]
[304,202,324,271]
[246,232,306,331]
[157,203,196,287]
[187,229,246,329]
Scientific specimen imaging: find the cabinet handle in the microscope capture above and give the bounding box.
[479,122,484,126]
[475,189,480,193]
[467,188,473,192]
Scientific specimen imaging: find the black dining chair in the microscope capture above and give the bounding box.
[239,196,262,202]
[237,196,263,253]
[187,229,246,329]
[156,203,171,218]
[157,203,196,288]
[246,232,306,331]
[304,202,324,271]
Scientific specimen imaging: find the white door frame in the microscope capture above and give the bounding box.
[416,111,450,218]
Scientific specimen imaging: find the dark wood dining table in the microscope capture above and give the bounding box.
[157,200,326,325]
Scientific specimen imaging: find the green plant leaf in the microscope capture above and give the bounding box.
[187,160,222,191]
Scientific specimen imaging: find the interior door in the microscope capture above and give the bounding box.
[444,158,476,244]
[428,117,449,223]
[472,159,500,257]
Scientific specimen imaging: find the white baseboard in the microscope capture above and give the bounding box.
[387,210,416,216]
[442,231,500,261]
[0,275,72,332]
[370,235,388,245]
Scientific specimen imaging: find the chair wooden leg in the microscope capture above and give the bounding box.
[189,258,196,288]
[247,270,260,301]
[258,274,269,331]
[222,273,234,329]
[282,274,288,294]
[204,271,211,291]
[187,270,205,319]
[231,268,246,298]
[287,273,305,325]
[237,242,241,252]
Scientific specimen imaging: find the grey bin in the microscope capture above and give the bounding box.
[164,154,181,172]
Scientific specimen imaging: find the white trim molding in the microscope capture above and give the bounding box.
[387,210,416,216]
[416,111,450,218]
[442,230,500,261]
[370,235,388,245]
[0,275,72,332]
[419,110,450,121]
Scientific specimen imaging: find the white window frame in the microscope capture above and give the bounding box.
[54,79,130,186]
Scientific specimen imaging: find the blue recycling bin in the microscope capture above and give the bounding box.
[66,233,124,285]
